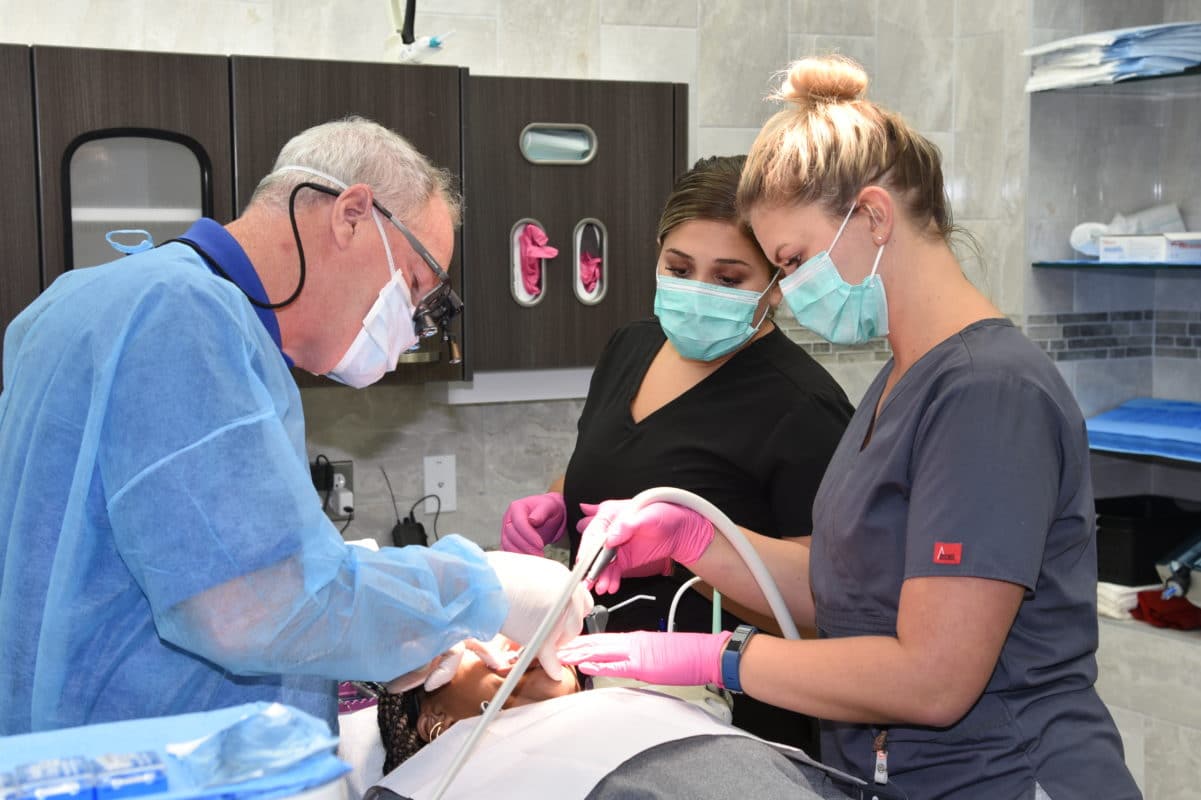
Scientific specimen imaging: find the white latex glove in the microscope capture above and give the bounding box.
[484,550,594,680]
[384,650,457,694]
[385,636,519,693]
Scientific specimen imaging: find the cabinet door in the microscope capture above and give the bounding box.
[32,46,233,286]
[463,77,687,371]
[0,45,40,389]
[231,56,465,385]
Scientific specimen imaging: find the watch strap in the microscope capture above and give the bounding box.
[720,624,757,693]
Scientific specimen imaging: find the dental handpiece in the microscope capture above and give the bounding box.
[585,547,617,584]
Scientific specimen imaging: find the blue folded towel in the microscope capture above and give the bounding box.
[1087,398,1201,463]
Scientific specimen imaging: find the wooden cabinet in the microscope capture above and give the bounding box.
[0,45,40,389]
[463,76,688,371]
[16,48,690,381]
[32,46,233,284]
[231,56,467,385]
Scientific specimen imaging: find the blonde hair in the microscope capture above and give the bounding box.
[737,56,953,241]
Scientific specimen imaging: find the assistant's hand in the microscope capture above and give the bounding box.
[557,631,733,687]
[501,492,567,554]
[484,550,594,680]
[576,500,715,595]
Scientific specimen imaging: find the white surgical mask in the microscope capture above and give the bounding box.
[276,165,420,388]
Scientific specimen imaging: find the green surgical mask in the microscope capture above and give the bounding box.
[653,273,778,361]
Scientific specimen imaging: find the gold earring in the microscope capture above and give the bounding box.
[430,721,444,740]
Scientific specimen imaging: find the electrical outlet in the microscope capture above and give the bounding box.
[423,454,457,513]
[323,460,354,521]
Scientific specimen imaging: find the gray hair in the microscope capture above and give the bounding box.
[249,116,461,226]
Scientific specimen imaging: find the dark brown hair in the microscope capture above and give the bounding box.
[657,156,771,273]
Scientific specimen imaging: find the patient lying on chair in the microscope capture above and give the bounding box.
[339,636,888,800]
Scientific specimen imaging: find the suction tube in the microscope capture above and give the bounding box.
[620,487,801,640]
[428,487,800,799]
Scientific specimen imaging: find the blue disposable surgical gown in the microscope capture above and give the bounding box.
[0,223,507,734]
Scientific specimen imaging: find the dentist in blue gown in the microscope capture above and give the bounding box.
[0,117,591,735]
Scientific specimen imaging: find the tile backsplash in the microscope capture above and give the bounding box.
[1028,310,1201,361]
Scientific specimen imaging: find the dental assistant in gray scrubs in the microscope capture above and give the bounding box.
[558,55,1141,800]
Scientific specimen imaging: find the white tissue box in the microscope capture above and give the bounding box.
[1164,232,1201,264]
[1099,233,1201,264]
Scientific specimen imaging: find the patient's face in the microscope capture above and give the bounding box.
[417,637,580,740]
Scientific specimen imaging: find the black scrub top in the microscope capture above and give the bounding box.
[563,319,852,749]
[810,318,1139,800]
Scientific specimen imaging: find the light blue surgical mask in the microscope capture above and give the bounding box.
[781,204,887,345]
[654,272,779,362]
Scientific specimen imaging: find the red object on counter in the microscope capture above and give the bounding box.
[1130,589,1201,630]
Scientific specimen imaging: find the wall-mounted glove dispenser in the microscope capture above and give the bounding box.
[463,74,687,371]
[573,218,607,305]
[511,219,558,307]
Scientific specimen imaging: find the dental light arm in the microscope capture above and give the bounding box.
[429,488,800,799]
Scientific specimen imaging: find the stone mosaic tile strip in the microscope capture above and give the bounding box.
[783,310,1198,363]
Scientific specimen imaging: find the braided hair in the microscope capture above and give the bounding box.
[355,682,430,775]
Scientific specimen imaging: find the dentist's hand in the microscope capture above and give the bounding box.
[383,646,466,694]
[577,500,715,595]
[388,636,519,693]
[501,492,567,555]
[558,631,733,687]
[484,550,594,680]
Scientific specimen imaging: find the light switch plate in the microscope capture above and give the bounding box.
[423,454,457,513]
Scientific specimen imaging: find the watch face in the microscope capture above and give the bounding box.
[730,624,757,646]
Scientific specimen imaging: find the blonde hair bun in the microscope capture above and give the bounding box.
[777,55,868,107]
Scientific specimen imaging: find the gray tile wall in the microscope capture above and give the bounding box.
[1026,9,1201,420]
[1,0,1035,537]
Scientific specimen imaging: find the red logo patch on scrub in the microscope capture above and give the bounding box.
[933,542,962,565]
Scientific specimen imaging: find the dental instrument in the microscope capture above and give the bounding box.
[429,487,800,800]
[667,576,702,633]
[586,594,657,634]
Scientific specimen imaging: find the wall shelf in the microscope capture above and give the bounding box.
[1033,259,1201,270]
[1039,64,1201,96]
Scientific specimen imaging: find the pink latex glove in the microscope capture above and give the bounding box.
[558,630,733,687]
[579,252,602,294]
[519,223,558,297]
[501,492,568,554]
[576,500,715,595]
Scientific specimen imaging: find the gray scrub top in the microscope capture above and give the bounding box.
[810,319,1139,800]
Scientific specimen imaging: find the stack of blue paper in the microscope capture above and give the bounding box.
[1025,21,1201,92]
[1086,398,1201,464]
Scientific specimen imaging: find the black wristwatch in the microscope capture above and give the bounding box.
[720,624,758,693]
